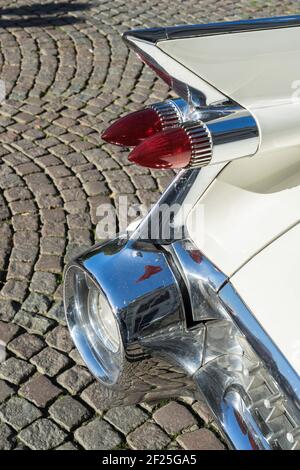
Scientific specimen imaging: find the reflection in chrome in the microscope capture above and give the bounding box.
[64,236,199,401]
[150,98,185,130]
[170,239,227,322]
[64,234,300,449]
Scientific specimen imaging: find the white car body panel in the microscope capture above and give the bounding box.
[127,36,226,104]
[231,223,300,375]
[186,144,300,276]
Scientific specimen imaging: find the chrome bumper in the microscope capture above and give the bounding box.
[64,235,300,450]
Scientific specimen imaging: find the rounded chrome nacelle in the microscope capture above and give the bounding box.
[64,236,202,405]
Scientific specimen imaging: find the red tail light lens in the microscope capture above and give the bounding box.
[128,122,212,170]
[128,127,192,169]
[102,108,162,147]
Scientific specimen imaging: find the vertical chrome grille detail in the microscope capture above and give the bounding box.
[151,100,182,130]
[182,121,213,168]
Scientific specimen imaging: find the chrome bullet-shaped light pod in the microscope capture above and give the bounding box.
[128,107,259,170]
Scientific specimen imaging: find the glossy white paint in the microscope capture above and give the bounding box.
[186,144,300,276]
[159,27,300,157]
[154,26,300,275]
[126,36,227,104]
[231,223,300,375]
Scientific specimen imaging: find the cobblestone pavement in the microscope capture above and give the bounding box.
[0,0,298,451]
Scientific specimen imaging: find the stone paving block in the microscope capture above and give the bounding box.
[13,229,38,250]
[11,246,38,263]
[22,292,51,314]
[57,365,93,395]
[30,271,57,295]
[31,347,70,377]
[83,181,109,196]
[14,310,54,335]
[75,418,122,450]
[8,332,45,360]
[7,261,33,281]
[19,373,62,408]
[56,441,78,450]
[0,321,21,345]
[80,381,110,415]
[0,280,28,302]
[192,400,214,425]
[49,395,91,431]
[10,200,37,216]
[0,422,15,450]
[153,401,197,435]
[127,422,170,450]
[35,255,62,273]
[104,406,148,435]
[69,348,85,367]
[46,302,66,325]
[177,428,225,450]
[0,396,41,431]
[19,418,67,450]
[12,214,38,231]
[40,237,66,256]
[0,357,35,385]
[0,300,19,322]
[0,380,14,403]
[46,325,73,353]
[42,222,66,238]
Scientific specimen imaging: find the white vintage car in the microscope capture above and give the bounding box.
[64,15,300,450]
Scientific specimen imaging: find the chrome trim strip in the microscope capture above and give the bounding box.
[206,109,259,165]
[130,163,229,244]
[219,283,300,407]
[123,15,300,44]
[131,168,200,243]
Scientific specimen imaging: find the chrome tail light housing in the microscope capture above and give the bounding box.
[102,98,259,170]
[64,234,300,450]
[64,237,200,404]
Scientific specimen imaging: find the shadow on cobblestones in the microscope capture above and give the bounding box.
[0,1,92,15]
[0,1,92,27]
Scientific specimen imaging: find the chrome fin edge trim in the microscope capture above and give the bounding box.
[123,15,300,44]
